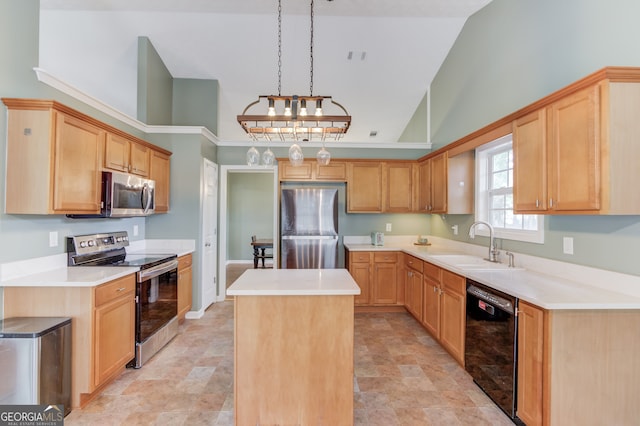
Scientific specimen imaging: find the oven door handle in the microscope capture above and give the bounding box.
[138,259,179,281]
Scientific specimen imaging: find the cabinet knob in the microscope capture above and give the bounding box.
[116,287,126,292]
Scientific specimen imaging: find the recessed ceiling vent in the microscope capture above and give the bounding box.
[347,51,367,61]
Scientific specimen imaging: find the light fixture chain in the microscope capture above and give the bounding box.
[277,0,282,96]
[310,0,314,96]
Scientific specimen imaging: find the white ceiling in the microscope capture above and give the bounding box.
[39,0,493,144]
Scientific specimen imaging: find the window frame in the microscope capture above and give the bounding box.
[474,134,545,244]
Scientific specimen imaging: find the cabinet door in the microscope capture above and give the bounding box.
[548,85,601,212]
[104,132,130,173]
[150,150,171,213]
[417,160,431,212]
[430,152,448,213]
[347,162,383,212]
[406,270,423,320]
[372,262,397,305]
[513,109,547,212]
[440,270,466,366]
[280,161,314,181]
[129,142,150,177]
[316,161,347,181]
[178,266,193,320]
[384,162,413,212]
[350,262,371,305]
[422,277,440,337]
[94,294,135,388]
[517,301,545,426]
[53,112,104,213]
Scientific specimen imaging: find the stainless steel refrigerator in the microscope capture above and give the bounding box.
[280,187,339,269]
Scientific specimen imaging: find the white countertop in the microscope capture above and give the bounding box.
[0,239,195,288]
[227,269,361,296]
[0,266,139,287]
[345,238,640,310]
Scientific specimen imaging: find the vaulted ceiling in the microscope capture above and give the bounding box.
[39,0,493,144]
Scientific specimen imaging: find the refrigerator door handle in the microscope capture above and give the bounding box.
[281,235,338,240]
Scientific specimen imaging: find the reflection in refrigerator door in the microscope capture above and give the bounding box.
[280,188,339,269]
[281,236,338,269]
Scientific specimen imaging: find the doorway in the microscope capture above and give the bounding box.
[218,165,278,300]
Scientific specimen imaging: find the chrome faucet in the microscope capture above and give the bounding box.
[469,221,500,262]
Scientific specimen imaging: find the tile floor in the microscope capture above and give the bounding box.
[65,298,513,425]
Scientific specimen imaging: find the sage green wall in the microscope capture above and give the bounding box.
[228,174,274,260]
[172,78,219,133]
[423,0,640,275]
[137,36,173,125]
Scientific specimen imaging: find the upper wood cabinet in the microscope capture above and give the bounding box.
[513,72,640,214]
[417,152,474,215]
[384,162,416,212]
[2,98,172,216]
[278,159,346,182]
[347,161,383,212]
[4,101,104,215]
[150,150,171,213]
[104,132,151,177]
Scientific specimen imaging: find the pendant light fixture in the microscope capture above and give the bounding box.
[238,0,350,166]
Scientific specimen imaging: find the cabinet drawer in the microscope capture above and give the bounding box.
[442,269,466,296]
[405,255,423,273]
[423,261,441,282]
[350,252,372,263]
[95,275,135,307]
[373,252,397,263]
[178,254,193,270]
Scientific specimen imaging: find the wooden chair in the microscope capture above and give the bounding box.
[250,235,273,268]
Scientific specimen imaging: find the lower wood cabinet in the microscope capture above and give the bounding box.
[516,300,545,426]
[3,274,136,408]
[404,254,424,319]
[413,261,466,366]
[347,250,401,306]
[93,276,136,387]
[177,254,193,320]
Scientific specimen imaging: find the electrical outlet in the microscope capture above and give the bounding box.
[452,225,459,235]
[49,231,58,247]
[133,225,139,236]
[385,223,392,232]
[563,237,574,255]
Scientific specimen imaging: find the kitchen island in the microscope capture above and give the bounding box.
[227,269,360,426]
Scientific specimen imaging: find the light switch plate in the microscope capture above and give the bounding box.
[563,236,574,255]
[133,225,139,236]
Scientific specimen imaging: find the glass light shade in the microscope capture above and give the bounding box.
[246,146,260,166]
[315,99,323,116]
[267,98,276,116]
[299,99,308,116]
[316,146,331,166]
[288,143,304,166]
[261,148,275,166]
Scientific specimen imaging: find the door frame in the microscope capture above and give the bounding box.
[218,165,278,300]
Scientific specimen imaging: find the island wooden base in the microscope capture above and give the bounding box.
[234,295,354,426]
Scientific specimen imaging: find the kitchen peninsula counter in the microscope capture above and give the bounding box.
[227,268,359,426]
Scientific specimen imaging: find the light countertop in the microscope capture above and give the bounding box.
[227,269,361,296]
[0,266,139,287]
[0,239,195,288]
[345,240,640,310]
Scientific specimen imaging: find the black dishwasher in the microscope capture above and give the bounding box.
[465,279,523,425]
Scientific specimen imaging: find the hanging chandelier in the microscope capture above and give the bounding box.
[238,0,351,166]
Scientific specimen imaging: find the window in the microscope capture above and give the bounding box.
[475,134,544,243]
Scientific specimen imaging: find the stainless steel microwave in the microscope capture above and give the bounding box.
[67,171,155,218]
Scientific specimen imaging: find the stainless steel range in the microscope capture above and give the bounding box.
[67,231,179,368]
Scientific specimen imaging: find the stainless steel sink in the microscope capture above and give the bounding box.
[428,254,524,271]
